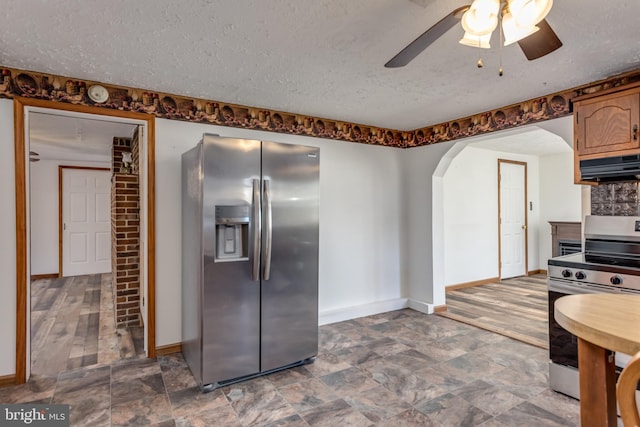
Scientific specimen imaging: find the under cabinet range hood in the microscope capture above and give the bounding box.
[580,154,640,182]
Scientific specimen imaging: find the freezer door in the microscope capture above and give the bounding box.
[261,141,319,371]
[201,134,262,385]
[181,144,203,386]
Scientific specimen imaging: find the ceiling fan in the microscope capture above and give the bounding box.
[385,0,562,68]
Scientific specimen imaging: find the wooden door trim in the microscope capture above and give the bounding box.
[58,166,110,278]
[13,99,27,384]
[14,96,156,384]
[497,159,529,279]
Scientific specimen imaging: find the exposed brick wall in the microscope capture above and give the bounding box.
[112,137,133,174]
[111,137,141,327]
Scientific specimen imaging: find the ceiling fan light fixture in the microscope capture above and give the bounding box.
[383,0,560,69]
[470,0,501,18]
[459,31,491,48]
[461,0,499,36]
[508,0,553,28]
[502,12,539,46]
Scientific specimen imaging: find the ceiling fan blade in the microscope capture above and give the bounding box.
[385,5,470,68]
[517,19,562,61]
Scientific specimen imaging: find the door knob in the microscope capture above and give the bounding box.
[522,225,527,230]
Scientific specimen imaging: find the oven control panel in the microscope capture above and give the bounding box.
[548,265,640,292]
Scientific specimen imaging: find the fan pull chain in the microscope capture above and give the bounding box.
[477,34,484,68]
[498,6,504,76]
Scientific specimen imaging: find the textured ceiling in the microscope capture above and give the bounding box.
[29,112,137,162]
[2,1,640,131]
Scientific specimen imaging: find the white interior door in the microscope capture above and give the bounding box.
[62,168,111,276]
[499,161,527,279]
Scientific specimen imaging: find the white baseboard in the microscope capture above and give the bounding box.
[319,298,409,326]
[407,298,435,315]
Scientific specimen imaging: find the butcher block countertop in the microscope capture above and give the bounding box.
[555,294,640,356]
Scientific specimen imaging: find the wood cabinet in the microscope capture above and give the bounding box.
[575,88,639,157]
[573,83,640,183]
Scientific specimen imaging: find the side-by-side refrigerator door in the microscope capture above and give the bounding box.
[201,134,262,385]
[260,141,320,372]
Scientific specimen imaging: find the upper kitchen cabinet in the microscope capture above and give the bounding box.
[574,84,640,158]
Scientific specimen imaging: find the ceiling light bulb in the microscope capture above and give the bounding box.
[461,8,498,36]
[462,0,500,35]
[508,0,553,28]
[471,0,501,16]
[477,58,484,68]
[502,11,539,45]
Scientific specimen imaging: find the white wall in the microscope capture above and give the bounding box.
[401,141,456,311]
[535,116,584,263]
[0,99,16,376]
[442,146,541,285]
[30,159,110,275]
[538,151,583,264]
[154,119,405,346]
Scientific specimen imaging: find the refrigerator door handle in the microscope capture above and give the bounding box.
[263,179,273,281]
[252,178,261,281]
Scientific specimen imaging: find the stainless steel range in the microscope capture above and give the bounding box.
[548,215,640,399]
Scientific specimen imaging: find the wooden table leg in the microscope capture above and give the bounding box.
[577,337,617,427]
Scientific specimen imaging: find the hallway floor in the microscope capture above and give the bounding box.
[439,275,548,349]
[31,274,144,376]
[2,309,579,426]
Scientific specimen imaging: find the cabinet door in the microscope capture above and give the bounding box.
[575,90,640,156]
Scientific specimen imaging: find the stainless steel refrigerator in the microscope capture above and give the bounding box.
[181,134,319,390]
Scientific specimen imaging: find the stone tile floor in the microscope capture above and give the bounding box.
[0,309,580,426]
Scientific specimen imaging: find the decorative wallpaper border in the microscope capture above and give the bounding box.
[1,65,640,148]
[409,70,640,147]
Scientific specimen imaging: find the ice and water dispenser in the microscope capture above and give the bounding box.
[215,205,249,261]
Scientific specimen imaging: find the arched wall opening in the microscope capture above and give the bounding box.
[430,116,587,305]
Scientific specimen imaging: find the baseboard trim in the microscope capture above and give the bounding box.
[0,374,16,388]
[446,277,499,291]
[407,298,435,315]
[434,304,447,313]
[528,269,547,275]
[319,298,409,325]
[156,343,182,356]
[30,273,59,281]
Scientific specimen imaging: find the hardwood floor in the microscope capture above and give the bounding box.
[438,274,548,349]
[30,273,144,376]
